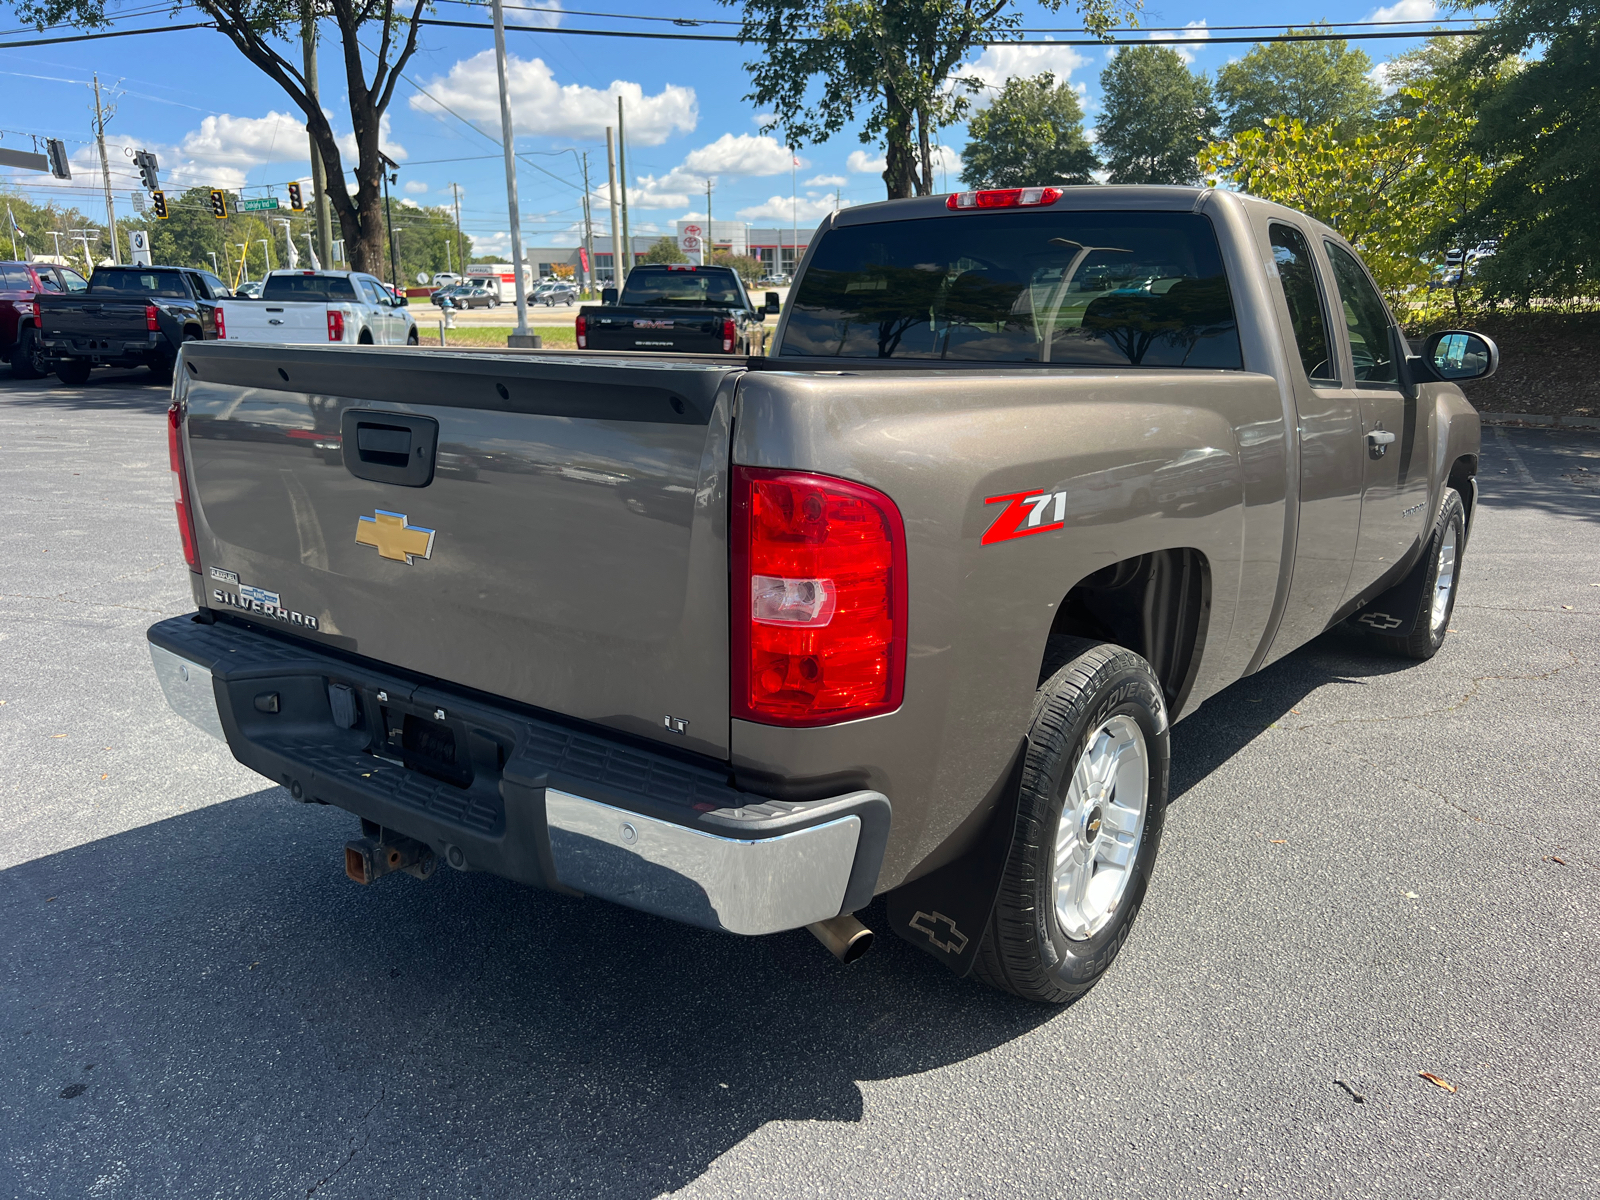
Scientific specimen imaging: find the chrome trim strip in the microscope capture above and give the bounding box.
[149,642,225,741]
[546,789,862,936]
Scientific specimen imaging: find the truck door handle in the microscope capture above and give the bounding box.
[1367,429,1396,457]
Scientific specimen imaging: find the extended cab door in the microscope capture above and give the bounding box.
[1322,240,1430,606]
[1259,220,1364,658]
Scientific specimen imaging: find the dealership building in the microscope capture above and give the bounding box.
[530,222,817,283]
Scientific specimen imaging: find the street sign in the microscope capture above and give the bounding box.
[130,191,146,213]
[238,196,279,212]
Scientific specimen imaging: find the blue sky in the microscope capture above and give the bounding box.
[0,0,1453,257]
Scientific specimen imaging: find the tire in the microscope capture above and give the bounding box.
[10,326,46,379]
[358,330,374,345]
[406,328,419,346]
[972,637,1171,1004]
[54,359,92,386]
[148,357,174,385]
[1368,488,1466,660]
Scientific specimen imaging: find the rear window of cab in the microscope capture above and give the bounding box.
[780,210,1241,368]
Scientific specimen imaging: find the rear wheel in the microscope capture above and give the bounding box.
[972,638,1170,1004]
[358,329,374,345]
[10,326,46,379]
[54,359,92,386]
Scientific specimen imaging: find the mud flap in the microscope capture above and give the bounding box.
[1350,539,1434,638]
[886,738,1028,978]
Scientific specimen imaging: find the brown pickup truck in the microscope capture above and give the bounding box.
[147,186,1492,1003]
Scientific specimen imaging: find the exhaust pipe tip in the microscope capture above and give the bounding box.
[807,913,874,964]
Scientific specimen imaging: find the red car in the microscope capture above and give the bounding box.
[3,260,90,378]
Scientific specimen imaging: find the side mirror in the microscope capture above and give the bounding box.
[765,291,781,314]
[601,287,617,305]
[1422,329,1498,382]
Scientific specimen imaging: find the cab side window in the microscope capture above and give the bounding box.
[1324,242,1398,385]
[199,271,229,298]
[36,270,64,293]
[60,270,88,292]
[1268,224,1337,384]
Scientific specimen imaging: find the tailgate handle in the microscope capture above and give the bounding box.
[340,409,438,488]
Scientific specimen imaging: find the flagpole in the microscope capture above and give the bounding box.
[7,206,17,260]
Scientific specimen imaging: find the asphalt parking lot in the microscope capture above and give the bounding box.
[1,369,1595,1199]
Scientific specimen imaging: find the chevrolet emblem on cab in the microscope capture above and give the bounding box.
[355,510,435,564]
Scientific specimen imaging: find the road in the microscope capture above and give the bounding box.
[1,370,1595,1199]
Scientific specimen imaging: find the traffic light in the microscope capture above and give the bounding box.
[134,149,160,191]
[287,181,304,211]
[210,189,228,219]
[46,138,70,180]
[151,190,168,220]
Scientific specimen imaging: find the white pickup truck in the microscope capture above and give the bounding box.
[219,270,418,346]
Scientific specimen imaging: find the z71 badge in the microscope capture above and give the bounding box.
[981,488,1070,545]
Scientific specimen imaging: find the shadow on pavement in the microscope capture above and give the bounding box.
[1,370,171,412]
[0,790,1054,1198]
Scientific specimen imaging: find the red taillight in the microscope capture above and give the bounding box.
[212,306,225,339]
[167,402,201,574]
[732,467,907,727]
[721,318,737,353]
[576,313,587,349]
[945,187,1063,210]
[145,303,159,331]
[327,309,344,341]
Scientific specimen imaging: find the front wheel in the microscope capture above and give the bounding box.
[55,359,92,386]
[406,328,419,346]
[1366,488,1466,660]
[972,638,1170,1004]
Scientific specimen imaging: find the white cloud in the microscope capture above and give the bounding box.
[403,179,429,194]
[806,174,848,187]
[470,230,513,258]
[504,0,562,26]
[399,197,421,209]
[957,39,1091,99]
[622,134,804,209]
[1162,21,1211,65]
[754,112,777,127]
[410,53,696,146]
[682,133,802,176]
[847,149,886,175]
[1367,0,1437,20]
[180,112,309,163]
[736,195,850,223]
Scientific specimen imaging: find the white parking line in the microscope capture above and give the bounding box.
[1495,427,1535,484]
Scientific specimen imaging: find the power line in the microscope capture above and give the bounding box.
[416,19,1503,46]
[0,22,213,50]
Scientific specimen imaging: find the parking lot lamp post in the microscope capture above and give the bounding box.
[259,238,273,273]
[605,127,622,292]
[380,155,400,289]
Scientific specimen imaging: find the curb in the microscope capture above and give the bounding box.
[1478,411,1600,431]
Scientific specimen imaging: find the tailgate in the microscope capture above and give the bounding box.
[587,307,724,353]
[42,299,141,344]
[222,300,330,342]
[176,343,738,759]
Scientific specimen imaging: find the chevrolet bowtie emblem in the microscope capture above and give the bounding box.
[355,510,435,564]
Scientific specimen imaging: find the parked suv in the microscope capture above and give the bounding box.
[2,260,90,378]
[530,279,579,307]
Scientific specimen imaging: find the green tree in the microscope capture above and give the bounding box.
[710,249,763,282]
[0,190,106,270]
[1096,47,1217,184]
[384,202,471,285]
[1215,26,1382,137]
[1463,0,1598,304]
[722,0,1137,200]
[641,236,689,264]
[958,72,1098,189]
[11,0,426,275]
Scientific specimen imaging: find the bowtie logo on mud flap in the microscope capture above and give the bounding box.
[909,910,970,955]
[355,510,436,565]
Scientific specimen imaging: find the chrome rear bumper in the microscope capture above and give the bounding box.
[147,616,888,936]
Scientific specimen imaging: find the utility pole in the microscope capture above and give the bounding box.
[450,182,465,274]
[491,0,531,340]
[302,6,334,270]
[380,158,399,285]
[580,150,596,297]
[705,179,713,267]
[91,74,120,265]
[791,151,798,280]
[605,127,623,292]
[617,96,630,285]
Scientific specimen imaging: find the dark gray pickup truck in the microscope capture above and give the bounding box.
[148,186,1494,1002]
[576,263,779,354]
[40,264,228,384]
